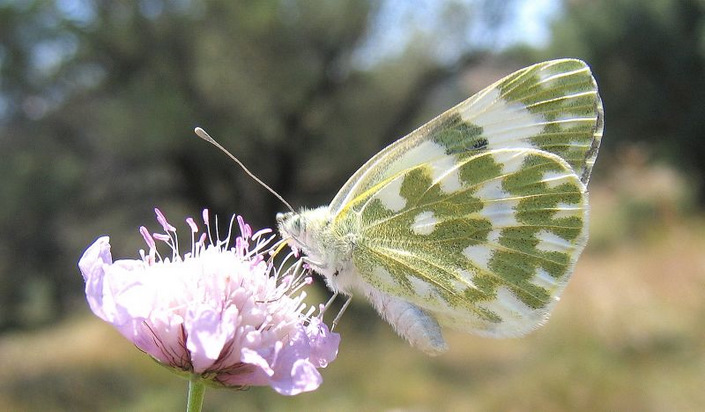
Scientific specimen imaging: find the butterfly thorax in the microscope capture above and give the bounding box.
[277,207,358,294]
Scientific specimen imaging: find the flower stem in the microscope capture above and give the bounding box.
[186,376,206,412]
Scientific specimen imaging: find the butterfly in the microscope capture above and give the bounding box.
[277,59,603,355]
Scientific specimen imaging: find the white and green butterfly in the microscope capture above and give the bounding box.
[277,59,603,355]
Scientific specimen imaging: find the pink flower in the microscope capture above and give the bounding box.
[78,209,339,395]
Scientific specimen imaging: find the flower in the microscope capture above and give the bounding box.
[78,209,339,395]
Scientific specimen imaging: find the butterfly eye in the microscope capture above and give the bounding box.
[277,212,303,237]
[292,216,303,233]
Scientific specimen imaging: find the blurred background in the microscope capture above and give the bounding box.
[1,0,705,410]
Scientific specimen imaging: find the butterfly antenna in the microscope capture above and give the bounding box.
[194,127,295,213]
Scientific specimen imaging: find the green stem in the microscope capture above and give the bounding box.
[186,376,206,412]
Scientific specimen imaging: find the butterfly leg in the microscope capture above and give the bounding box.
[331,295,353,331]
[321,291,339,314]
[319,290,353,331]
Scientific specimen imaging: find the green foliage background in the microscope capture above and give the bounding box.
[1,0,705,410]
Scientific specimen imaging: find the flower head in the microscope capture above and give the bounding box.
[78,209,339,395]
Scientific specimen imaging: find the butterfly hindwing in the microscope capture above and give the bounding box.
[337,148,587,337]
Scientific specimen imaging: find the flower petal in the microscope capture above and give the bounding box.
[272,359,322,395]
[241,346,275,377]
[266,326,324,395]
[306,317,341,368]
[186,304,238,373]
[78,237,113,320]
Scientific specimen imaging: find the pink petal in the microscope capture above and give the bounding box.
[78,236,111,282]
[101,259,153,324]
[273,359,321,395]
[78,237,112,320]
[241,347,275,377]
[266,327,322,395]
[185,305,238,373]
[78,238,153,327]
[217,363,268,387]
[306,318,340,368]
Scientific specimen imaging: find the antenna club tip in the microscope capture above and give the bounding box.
[194,127,211,141]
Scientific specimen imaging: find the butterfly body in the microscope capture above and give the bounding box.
[277,59,603,355]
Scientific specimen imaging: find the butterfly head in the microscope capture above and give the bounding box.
[276,211,302,246]
[276,209,315,256]
[276,207,339,276]
[277,208,324,250]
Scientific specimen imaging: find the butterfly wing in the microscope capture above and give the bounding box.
[330,58,603,215]
[327,59,602,337]
[337,148,587,337]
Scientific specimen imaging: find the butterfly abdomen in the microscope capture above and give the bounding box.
[360,282,448,356]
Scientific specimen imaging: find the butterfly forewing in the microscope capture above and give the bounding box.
[330,59,602,215]
[335,148,587,336]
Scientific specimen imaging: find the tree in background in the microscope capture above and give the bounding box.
[548,0,705,196]
[0,0,515,330]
